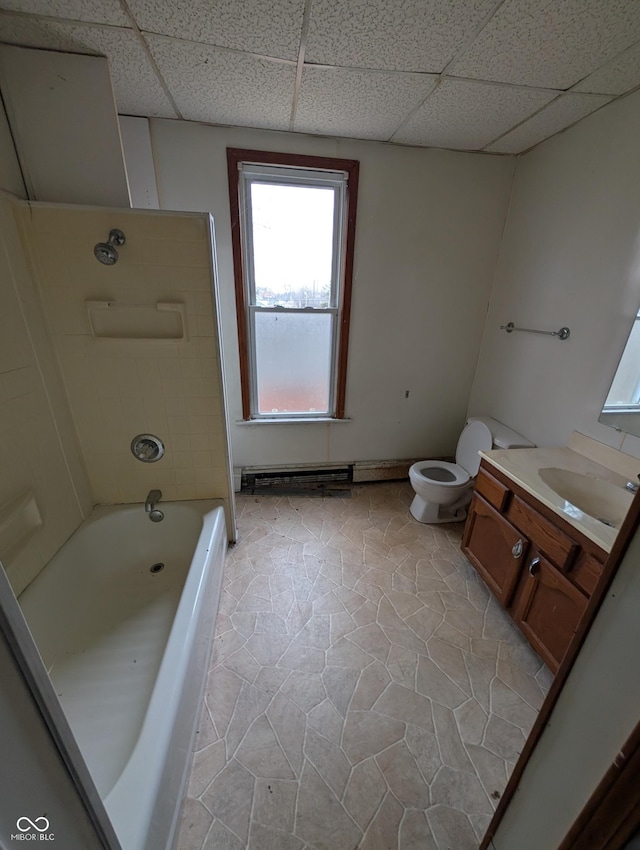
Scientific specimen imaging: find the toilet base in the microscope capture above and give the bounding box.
[409,493,469,524]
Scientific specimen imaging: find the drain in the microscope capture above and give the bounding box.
[596,517,615,528]
[149,562,165,574]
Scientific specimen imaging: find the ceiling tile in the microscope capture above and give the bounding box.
[392,79,556,150]
[295,67,437,140]
[145,36,295,130]
[485,93,613,154]
[0,0,128,25]
[0,13,177,118]
[127,0,305,61]
[451,0,640,89]
[306,0,497,72]
[573,41,640,95]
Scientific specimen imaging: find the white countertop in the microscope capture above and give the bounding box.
[479,445,634,553]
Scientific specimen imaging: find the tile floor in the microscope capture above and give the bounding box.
[176,482,553,850]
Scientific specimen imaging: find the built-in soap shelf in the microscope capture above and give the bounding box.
[0,491,42,563]
[86,299,187,341]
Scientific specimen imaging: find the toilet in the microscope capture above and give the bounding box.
[408,416,534,524]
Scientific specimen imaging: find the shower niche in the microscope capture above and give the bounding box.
[86,300,187,340]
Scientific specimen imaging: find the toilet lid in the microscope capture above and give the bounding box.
[456,420,493,476]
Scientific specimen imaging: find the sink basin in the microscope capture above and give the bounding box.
[538,467,633,529]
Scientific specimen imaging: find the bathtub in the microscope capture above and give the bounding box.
[18,499,227,850]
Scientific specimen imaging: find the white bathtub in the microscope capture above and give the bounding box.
[19,499,227,850]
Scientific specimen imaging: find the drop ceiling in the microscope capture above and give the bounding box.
[1,0,640,154]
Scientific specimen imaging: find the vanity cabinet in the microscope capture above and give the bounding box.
[462,461,606,672]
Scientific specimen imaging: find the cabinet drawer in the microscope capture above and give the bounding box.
[571,553,605,596]
[506,495,577,571]
[475,467,511,512]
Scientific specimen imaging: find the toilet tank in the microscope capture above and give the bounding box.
[467,416,535,449]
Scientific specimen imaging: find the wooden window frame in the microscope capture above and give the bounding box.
[226,148,359,420]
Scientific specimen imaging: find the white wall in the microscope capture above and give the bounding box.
[149,119,515,469]
[469,88,640,459]
[490,518,640,849]
[119,116,160,210]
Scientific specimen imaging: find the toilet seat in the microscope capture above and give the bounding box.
[411,460,471,487]
[455,419,493,475]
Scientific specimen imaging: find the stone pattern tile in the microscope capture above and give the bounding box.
[177,482,550,850]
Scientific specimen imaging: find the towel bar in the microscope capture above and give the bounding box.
[500,322,570,340]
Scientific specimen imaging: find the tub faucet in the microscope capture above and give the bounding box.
[145,489,164,522]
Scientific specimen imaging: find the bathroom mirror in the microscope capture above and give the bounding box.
[599,309,640,438]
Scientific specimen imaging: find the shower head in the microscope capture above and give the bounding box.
[94,242,118,265]
[94,228,125,265]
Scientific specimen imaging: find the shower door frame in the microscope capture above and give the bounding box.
[0,562,121,850]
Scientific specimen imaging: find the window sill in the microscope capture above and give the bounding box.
[235,417,352,425]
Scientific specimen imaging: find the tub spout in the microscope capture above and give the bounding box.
[145,489,162,516]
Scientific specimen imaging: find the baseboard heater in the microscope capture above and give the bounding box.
[239,459,424,495]
[241,466,352,496]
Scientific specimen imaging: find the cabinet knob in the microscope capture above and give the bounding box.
[529,557,541,577]
[512,539,524,558]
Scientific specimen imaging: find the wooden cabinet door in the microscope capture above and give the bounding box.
[513,553,589,672]
[462,494,529,606]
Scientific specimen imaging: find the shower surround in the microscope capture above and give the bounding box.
[17,201,235,543]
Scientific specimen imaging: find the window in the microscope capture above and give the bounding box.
[603,310,640,413]
[227,149,359,420]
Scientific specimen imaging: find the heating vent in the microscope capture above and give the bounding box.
[241,467,353,497]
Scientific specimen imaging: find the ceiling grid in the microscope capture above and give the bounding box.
[0,0,638,153]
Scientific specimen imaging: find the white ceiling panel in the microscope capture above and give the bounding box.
[573,41,640,96]
[295,67,437,140]
[0,14,178,118]
[146,36,296,130]
[485,93,613,154]
[0,0,635,154]
[127,0,305,61]
[306,0,497,72]
[393,79,556,150]
[451,0,640,90]
[0,0,128,26]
